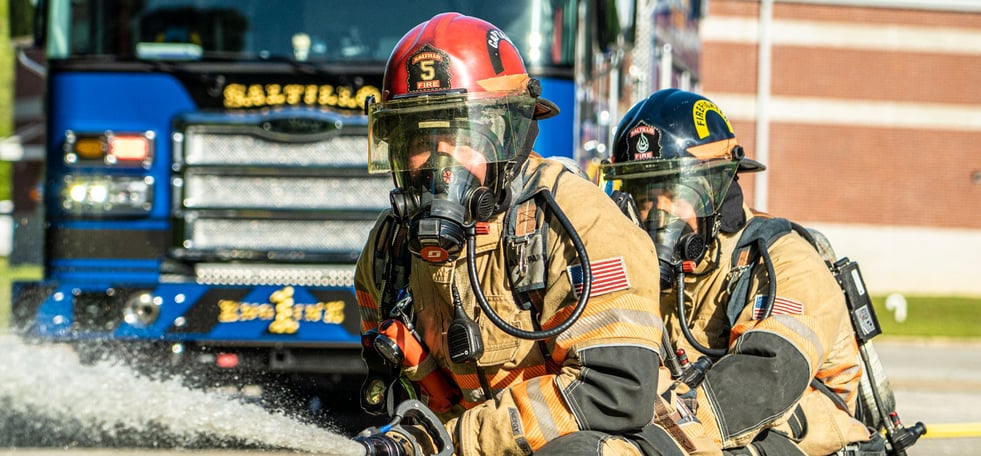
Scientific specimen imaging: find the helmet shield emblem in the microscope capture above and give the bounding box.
[628,122,661,161]
[407,45,452,94]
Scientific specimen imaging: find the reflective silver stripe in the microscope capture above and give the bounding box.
[556,308,664,346]
[838,363,861,381]
[771,313,826,362]
[526,379,561,441]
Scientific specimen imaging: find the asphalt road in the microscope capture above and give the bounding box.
[1,337,979,456]
[872,338,981,456]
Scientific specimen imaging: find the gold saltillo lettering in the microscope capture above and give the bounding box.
[247,84,266,107]
[284,84,306,104]
[223,84,249,108]
[335,86,356,109]
[356,86,382,110]
[223,82,382,109]
[303,84,319,105]
[265,84,286,105]
[318,85,338,106]
[411,52,443,63]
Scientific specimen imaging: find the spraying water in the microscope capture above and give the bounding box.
[0,334,366,455]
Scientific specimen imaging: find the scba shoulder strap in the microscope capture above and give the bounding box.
[372,212,412,319]
[723,215,795,327]
[503,158,577,311]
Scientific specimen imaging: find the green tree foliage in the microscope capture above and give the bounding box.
[10,0,34,38]
[1,0,13,201]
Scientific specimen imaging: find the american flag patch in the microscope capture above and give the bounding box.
[567,257,630,298]
[753,295,805,320]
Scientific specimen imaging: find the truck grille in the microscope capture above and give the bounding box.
[194,263,356,287]
[182,127,367,167]
[181,172,393,211]
[172,113,390,265]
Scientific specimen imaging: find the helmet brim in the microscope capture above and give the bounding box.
[738,158,766,173]
[534,97,560,120]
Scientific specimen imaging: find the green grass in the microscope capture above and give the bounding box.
[0,162,11,201]
[871,294,981,340]
[2,0,14,201]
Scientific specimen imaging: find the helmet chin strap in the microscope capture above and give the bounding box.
[492,119,539,217]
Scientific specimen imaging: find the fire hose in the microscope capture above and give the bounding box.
[353,399,454,456]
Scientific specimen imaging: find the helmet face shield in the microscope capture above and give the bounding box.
[369,91,536,172]
[606,159,738,233]
[368,91,536,221]
[601,157,739,265]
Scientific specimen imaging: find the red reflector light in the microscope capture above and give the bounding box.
[216,353,239,369]
[109,136,150,162]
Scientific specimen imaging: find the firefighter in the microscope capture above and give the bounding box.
[354,13,722,456]
[600,88,878,455]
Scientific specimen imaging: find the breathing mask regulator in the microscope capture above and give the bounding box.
[388,142,500,264]
[647,205,708,291]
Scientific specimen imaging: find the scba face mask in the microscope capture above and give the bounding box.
[640,183,711,290]
[368,92,536,264]
[389,147,497,263]
[602,159,739,290]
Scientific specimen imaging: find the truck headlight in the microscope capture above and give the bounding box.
[62,175,154,215]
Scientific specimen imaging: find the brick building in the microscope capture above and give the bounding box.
[699,0,981,295]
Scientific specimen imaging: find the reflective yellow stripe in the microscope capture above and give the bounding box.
[817,362,862,405]
[356,289,380,332]
[452,364,550,403]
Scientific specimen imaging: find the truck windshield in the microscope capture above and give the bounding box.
[46,0,576,67]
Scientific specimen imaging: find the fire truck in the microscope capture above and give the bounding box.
[10,0,702,398]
